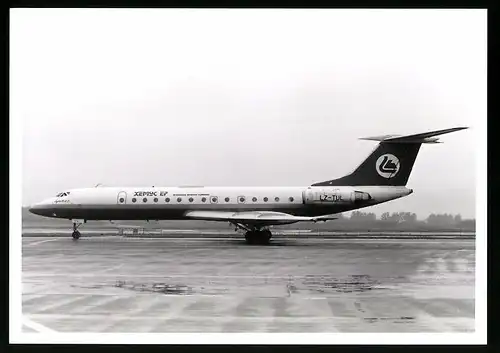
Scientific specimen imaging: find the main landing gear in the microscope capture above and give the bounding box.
[72,220,84,240]
[231,222,274,245]
[244,229,272,245]
[232,222,272,245]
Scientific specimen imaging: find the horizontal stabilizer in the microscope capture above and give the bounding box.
[359,127,468,144]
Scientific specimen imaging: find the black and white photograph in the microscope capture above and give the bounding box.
[10,8,486,344]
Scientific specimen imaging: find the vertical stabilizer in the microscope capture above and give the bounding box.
[312,127,468,187]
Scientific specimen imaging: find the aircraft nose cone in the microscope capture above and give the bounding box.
[28,204,41,215]
[29,202,50,216]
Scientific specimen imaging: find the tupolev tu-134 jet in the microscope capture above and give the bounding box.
[29,127,468,244]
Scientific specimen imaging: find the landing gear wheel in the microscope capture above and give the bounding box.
[245,230,271,245]
[245,231,255,245]
[72,230,81,240]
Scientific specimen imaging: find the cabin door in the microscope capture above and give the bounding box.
[304,188,315,204]
[117,191,127,205]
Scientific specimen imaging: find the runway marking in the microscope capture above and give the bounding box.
[24,239,60,247]
[22,315,58,333]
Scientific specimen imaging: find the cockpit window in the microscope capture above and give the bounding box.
[56,192,70,197]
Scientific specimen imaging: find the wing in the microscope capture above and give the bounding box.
[184,210,338,226]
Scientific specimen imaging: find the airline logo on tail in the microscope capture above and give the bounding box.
[376,154,400,178]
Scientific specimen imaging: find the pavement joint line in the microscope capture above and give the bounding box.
[21,236,475,243]
[22,273,472,280]
[124,295,165,316]
[24,292,145,297]
[26,313,365,321]
[27,295,90,314]
[21,274,354,279]
[25,239,60,247]
[161,296,200,320]
[22,315,58,333]
[412,311,456,332]
[96,263,124,274]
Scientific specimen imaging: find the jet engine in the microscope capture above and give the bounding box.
[304,187,367,204]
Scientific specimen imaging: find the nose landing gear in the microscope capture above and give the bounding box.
[72,220,84,240]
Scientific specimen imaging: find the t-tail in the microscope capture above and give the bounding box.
[312,127,468,187]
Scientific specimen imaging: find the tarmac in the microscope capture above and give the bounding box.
[22,234,475,333]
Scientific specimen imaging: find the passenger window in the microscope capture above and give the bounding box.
[275,197,280,202]
[165,197,170,202]
[143,198,147,203]
[177,197,182,202]
[252,197,257,202]
[119,198,125,203]
[132,198,137,203]
[189,197,194,202]
[225,197,230,202]
[154,198,158,203]
[211,197,218,203]
[201,197,207,202]
[239,197,245,203]
[289,197,294,202]
[263,197,268,202]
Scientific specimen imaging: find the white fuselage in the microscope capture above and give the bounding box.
[29,185,412,221]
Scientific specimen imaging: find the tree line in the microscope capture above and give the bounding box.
[345,211,472,224]
[325,211,475,231]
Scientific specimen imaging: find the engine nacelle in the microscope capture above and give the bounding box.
[352,190,371,201]
[304,187,371,205]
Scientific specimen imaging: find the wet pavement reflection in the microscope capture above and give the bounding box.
[22,236,475,333]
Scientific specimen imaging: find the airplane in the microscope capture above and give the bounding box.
[29,127,468,244]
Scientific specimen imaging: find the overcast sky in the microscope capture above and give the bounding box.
[12,9,485,218]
